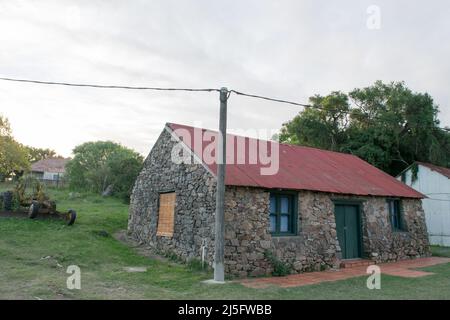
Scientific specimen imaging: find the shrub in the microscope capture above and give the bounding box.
[11,193,21,211]
[264,250,292,276]
[65,141,143,203]
[187,258,205,271]
[67,192,83,200]
[154,249,182,263]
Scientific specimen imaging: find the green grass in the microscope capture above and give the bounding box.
[430,245,450,258]
[1,182,450,299]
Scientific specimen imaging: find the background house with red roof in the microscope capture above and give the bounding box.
[31,157,69,185]
[128,123,430,277]
[397,162,450,246]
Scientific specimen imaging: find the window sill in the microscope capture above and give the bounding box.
[392,229,408,234]
[156,233,174,238]
[271,233,298,238]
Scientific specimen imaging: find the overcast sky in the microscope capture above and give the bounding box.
[1,0,449,157]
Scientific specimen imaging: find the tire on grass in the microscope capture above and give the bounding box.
[67,209,77,226]
[28,201,40,219]
[3,191,13,211]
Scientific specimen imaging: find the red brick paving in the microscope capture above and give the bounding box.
[240,257,450,288]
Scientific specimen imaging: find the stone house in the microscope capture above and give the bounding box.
[128,123,430,277]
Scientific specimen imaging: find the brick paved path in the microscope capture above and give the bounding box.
[240,257,450,288]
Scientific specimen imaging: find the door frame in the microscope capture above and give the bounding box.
[332,199,364,260]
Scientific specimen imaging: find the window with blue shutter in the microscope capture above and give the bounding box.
[388,199,406,231]
[269,193,297,235]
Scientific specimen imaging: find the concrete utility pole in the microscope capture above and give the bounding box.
[213,87,228,282]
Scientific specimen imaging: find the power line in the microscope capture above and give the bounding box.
[0,76,449,130]
[426,198,450,202]
[229,89,313,108]
[0,76,314,107]
[0,76,219,92]
[425,193,450,196]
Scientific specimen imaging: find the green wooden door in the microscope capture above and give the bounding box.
[334,204,361,259]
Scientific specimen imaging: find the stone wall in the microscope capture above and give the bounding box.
[224,187,272,277]
[224,188,341,276]
[128,126,430,278]
[128,127,217,264]
[224,189,430,277]
[361,196,430,262]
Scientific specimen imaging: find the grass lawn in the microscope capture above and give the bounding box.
[1,182,450,299]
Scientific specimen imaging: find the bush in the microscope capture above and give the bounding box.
[65,141,143,202]
[11,193,21,211]
[12,174,49,210]
[264,250,292,277]
[187,258,209,272]
[163,250,182,263]
[67,192,83,200]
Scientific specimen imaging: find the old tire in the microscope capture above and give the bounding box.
[28,201,40,219]
[3,191,13,211]
[67,209,77,226]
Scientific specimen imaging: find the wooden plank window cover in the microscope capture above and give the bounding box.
[157,192,176,237]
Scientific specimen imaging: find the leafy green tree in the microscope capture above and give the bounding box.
[279,91,349,151]
[66,141,143,200]
[0,136,30,180]
[279,81,450,175]
[0,115,12,137]
[0,115,30,180]
[25,146,58,163]
[107,151,144,200]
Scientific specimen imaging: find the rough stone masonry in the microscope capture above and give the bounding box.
[128,127,430,278]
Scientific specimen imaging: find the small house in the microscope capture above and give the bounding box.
[397,162,450,246]
[31,158,69,184]
[128,123,430,277]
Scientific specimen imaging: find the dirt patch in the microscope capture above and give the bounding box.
[114,230,169,263]
[0,211,28,219]
[123,266,148,273]
[240,257,450,289]
[0,210,65,221]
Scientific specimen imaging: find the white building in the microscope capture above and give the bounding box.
[397,162,450,246]
[31,158,69,183]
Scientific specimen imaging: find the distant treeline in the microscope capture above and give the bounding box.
[279,81,450,175]
[0,115,143,202]
[0,115,61,180]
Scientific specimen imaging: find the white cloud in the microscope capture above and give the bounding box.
[0,0,449,157]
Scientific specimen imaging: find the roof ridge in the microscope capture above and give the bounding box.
[32,157,69,163]
[416,161,450,179]
[167,122,360,159]
[416,161,450,169]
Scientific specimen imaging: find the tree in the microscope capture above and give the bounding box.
[24,146,58,163]
[66,141,144,200]
[0,115,30,180]
[279,81,450,175]
[0,115,12,137]
[107,151,144,200]
[279,91,349,151]
[0,136,30,180]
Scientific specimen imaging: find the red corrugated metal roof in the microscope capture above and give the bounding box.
[168,123,424,199]
[31,158,69,173]
[417,162,450,180]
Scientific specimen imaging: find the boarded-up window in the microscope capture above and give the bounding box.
[156,192,176,237]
